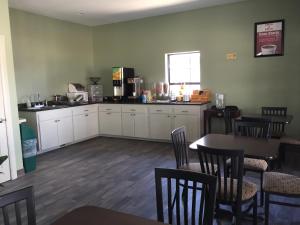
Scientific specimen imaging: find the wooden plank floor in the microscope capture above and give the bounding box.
[1,137,299,225]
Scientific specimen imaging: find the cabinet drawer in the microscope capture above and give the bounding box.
[38,108,72,121]
[99,104,122,112]
[122,105,148,113]
[72,104,98,115]
[149,105,173,114]
[174,106,200,115]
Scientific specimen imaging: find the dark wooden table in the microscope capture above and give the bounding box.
[51,206,163,225]
[241,114,293,124]
[189,134,281,161]
[203,108,241,135]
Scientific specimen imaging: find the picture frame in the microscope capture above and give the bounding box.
[254,19,284,57]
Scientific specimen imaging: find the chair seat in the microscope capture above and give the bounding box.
[244,158,268,171]
[263,172,300,195]
[218,178,257,201]
[179,163,217,173]
[227,158,268,171]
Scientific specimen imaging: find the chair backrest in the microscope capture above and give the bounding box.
[224,106,240,134]
[197,145,244,204]
[155,168,217,225]
[171,127,189,168]
[234,118,271,139]
[262,107,287,137]
[262,106,287,116]
[0,186,36,225]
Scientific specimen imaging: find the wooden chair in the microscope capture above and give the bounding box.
[0,186,36,225]
[261,106,287,138]
[224,106,240,134]
[234,118,271,206]
[197,145,258,225]
[171,126,206,173]
[263,141,300,225]
[155,168,217,225]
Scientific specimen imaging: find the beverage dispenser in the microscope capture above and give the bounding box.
[112,67,134,99]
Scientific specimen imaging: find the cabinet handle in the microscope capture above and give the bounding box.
[130,109,136,111]
[173,115,176,118]
[106,112,111,115]
[131,113,135,116]
[85,114,88,117]
[84,110,89,112]
[181,110,189,113]
[156,109,162,112]
[167,115,170,118]
[106,109,112,111]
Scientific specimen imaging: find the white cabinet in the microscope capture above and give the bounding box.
[122,113,135,137]
[86,112,99,137]
[57,117,74,145]
[121,105,149,138]
[149,105,202,142]
[149,113,172,140]
[73,105,99,141]
[19,103,208,154]
[37,108,74,151]
[173,114,199,142]
[134,113,149,138]
[149,105,173,140]
[173,105,201,142]
[99,104,122,136]
[39,119,59,150]
[73,114,87,140]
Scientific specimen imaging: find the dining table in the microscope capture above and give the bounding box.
[51,206,164,225]
[189,133,281,162]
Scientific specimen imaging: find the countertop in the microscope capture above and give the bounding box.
[18,101,210,112]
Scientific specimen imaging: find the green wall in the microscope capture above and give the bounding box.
[10,9,94,103]
[0,0,23,170]
[93,0,300,138]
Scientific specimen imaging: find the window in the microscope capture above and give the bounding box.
[165,51,200,94]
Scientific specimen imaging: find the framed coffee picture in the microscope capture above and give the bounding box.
[254,19,284,57]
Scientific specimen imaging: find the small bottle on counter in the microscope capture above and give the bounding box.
[142,94,147,103]
[26,99,31,108]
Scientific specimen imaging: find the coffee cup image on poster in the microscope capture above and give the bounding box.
[255,21,283,56]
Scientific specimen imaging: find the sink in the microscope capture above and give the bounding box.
[26,105,69,110]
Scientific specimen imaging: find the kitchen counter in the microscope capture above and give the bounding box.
[18,102,98,112]
[18,101,210,112]
[19,101,208,153]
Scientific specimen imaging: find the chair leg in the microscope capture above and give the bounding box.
[253,194,258,225]
[265,192,270,225]
[235,205,242,225]
[260,171,264,206]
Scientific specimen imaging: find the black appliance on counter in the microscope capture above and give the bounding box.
[112,67,134,101]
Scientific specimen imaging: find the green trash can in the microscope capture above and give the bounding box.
[20,123,37,173]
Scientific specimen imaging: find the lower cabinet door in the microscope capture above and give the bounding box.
[134,113,149,138]
[149,114,172,140]
[99,112,122,136]
[39,120,59,150]
[73,114,87,141]
[122,113,134,137]
[174,114,200,142]
[57,116,74,145]
[86,112,99,137]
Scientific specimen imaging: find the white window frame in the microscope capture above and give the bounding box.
[165,51,201,86]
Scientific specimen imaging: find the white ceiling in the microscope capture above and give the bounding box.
[9,0,247,26]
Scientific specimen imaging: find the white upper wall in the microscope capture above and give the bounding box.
[9,0,247,26]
